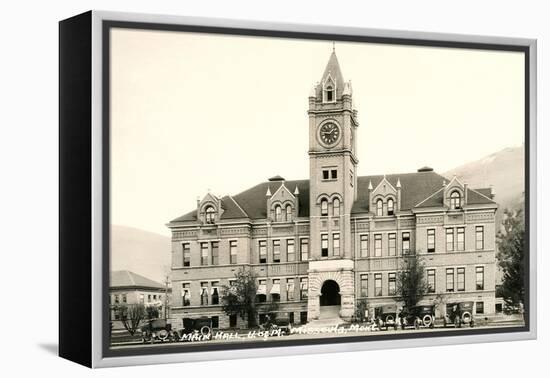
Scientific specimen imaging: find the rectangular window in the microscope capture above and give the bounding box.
[321,234,329,257]
[183,243,191,266]
[374,273,382,296]
[286,278,295,301]
[374,234,382,257]
[457,227,465,251]
[360,274,368,297]
[289,312,295,324]
[200,282,209,306]
[388,233,396,256]
[388,272,396,295]
[300,311,308,324]
[271,279,280,302]
[300,238,309,261]
[229,240,237,264]
[257,279,267,303]
[446,268,454,292]
[427,269,436,293]
[148,294,151,302]
[211,281,220,305]
[300,278,308,300]
[332,233,340,256]
[259,240,267,263]
[122,294,127,303]
[287,239,295,262]
[211,241,219,265]
[476,226,484,250]
[229,314,237,328]
[273,240,281,263]
[457,267,465,291]
[331,169,338,179]
[322,170,329,180]
[114,294,119,304]
[427,229,436,253]
[182,283,190,306]
[476,302,484,314]
[446,228,454,252]
[476,266,485,290]
[200,242,209,266]
[360,235,368,257]
[211,316,219,329]
[402,232,410,255]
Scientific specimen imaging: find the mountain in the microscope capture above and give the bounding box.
[444,145,525,216]
[110,225,171,283]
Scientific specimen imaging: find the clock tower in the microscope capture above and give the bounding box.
[306,49,358,321]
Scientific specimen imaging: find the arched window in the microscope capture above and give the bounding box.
[326,85,334,102]
[285,205,292,222]
[205,206,215,224]
[376,199,383,216]
[333,198,340,216]
[387,198,394,216]
[275,205,282,222]
[450,191,461,209]
[321,199,328,216]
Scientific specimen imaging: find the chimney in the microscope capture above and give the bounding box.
[490,184,495,200]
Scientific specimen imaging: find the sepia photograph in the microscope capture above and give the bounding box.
[106,25,528,353]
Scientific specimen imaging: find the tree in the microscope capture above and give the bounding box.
[221,267,258,328]
[116,303,146,336]
[496,205,525,314]
[395,256,429,311]
[355,299,369,322]
[145,305,160,320]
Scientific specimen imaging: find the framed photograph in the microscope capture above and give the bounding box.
[59,10,537,368]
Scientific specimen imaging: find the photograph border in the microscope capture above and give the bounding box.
[90,10,536,368]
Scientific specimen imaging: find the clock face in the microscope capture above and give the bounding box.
[319,122,341,146]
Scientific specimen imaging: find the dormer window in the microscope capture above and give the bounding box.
[376,199,383,216]
[285,205,292,222]
[450,191,461,209]
[387,198,395,216]
[326,85,334,102]
[205,206,216,224]
[333,198,340,216]
[275,205,282,222]
[321,199,328,216]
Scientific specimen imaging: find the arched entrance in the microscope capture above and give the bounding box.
[320,280,341,306]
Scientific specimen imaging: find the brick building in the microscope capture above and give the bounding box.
[167,51,498,330]
[110,270,170,329]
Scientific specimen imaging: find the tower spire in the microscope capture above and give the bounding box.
[332,41,335,53]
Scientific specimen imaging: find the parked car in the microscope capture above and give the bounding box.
[444,302,475,328]
[400,305,435,329]
[177,317,213,340]
[375,305,399,330]
[140,318,175,343]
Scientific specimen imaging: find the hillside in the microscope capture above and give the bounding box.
[444,145,525,213]
[110,225,171,283]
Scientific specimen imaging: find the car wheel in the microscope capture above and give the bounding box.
[414,318,420,329]
[422,314,433,328]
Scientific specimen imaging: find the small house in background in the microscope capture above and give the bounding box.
[109,270,171,329]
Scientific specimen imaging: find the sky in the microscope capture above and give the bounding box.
[110,28,525,236]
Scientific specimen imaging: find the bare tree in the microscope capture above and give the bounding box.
[116,303,146,336]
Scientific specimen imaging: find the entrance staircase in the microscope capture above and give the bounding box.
[307,305,348,327]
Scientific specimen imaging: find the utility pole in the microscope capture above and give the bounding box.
[164,274,169,321]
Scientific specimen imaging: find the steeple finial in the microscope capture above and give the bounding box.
[332,41,335,53]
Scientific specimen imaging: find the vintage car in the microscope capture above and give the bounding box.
[444,302,475,328]
[399,305,435,329]
[178,317,213,340]
[375,305,399,330]
[140,318,175,343]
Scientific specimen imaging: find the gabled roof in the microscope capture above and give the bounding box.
[170,170,496,225]
[110,270,164,290]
